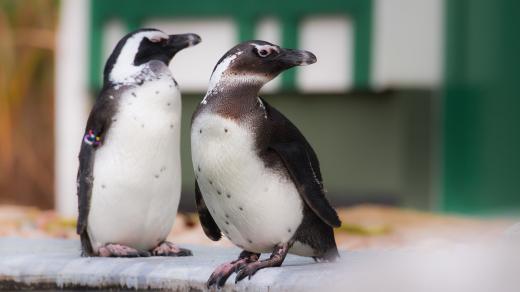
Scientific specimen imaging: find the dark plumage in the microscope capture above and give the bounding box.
[77,28,200,257]
[191,40,341,287]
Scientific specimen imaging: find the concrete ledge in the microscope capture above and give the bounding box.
[0,238,348,291]
[2,236,519,291]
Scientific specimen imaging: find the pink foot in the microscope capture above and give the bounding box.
[151,241,192,257]
[97,243,150,257]
[235,243,289,283]
[207,251,260,288]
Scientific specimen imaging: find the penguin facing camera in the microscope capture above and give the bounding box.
[77,28,200,257]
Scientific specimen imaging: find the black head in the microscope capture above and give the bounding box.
[207,40,316,91]
[104,28,201,85]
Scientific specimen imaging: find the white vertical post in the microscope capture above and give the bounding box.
[373,0,444,88]
[55,0,90,217]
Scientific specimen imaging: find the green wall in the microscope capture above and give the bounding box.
[90,0,373,91]
[88,0,438,211]
[442,0,520,213]
[179,91,435,211]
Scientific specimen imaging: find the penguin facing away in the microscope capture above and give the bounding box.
[77,28,201,257]
[191,40,341,287]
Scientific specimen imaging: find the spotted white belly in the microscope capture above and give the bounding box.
[88,77,181,252]
[191,113,303,253]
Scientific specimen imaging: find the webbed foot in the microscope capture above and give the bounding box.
[207,251,260,288]
[151,241,192,257]
[98,243,150,257]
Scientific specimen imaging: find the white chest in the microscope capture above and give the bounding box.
[88,77,182,251]
[191,113,303,253]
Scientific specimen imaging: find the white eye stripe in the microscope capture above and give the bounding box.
[149,36,165,43]
[108,30,168,84]
[148,34,168,43]
[141,31,169,43]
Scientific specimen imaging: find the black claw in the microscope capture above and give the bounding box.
[179,248,193,256]
[235,265,260,283]
[207,252,261,287]
[217,275,228,288]
[152,243,193,257]
[234,271,246,283]
[206,272,229,288]
[234,268,247,283]
[164,247,192,257]
[207,264,239,288]
[206,273,226,289]
[206,277,215,288]
[117,252,134,257]
[138,250,152,257]
[111,250,148,258]
[236,264,246,273]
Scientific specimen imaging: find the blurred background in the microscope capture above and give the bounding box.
[0,0,518,243]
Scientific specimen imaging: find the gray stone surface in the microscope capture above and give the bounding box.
[2,237,519,291]
[505,222,520,240]
[0,237,350,291]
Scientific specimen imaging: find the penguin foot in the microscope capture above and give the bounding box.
[207,250,260,288]
[151,241,192,257]
[235,243,289,283]
[98,244,151,257]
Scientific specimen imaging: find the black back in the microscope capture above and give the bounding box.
[261,98,341,228]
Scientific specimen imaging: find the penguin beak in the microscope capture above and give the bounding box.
[275,48,317,68]
[167,33,201,53]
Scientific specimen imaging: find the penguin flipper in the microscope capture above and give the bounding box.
[76,89,118,256]
[262,98,340,228]
[195,180,222,241]
[77,143,95,256]
[270,142,341,227]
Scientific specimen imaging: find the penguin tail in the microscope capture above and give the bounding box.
[80,231,95,257]
[313,244,340,263]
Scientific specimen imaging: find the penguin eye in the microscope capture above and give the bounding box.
[257,49,271,58]
[253,45,279,58]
